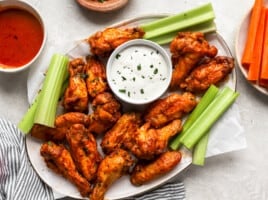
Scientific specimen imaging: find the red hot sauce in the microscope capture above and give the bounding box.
[0,8,44,68]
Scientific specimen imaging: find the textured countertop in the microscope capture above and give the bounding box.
[1,0,268,199]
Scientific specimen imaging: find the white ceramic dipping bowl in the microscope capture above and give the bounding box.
[0,0,46,73]
[107,39,172,106]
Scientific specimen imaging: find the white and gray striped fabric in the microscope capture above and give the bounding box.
[0,118,185,200]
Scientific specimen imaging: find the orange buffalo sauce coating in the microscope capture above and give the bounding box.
[0,8,44,68]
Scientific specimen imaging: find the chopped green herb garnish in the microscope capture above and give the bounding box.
[116,53,121,59]
[140,89,144,94]
[132,77,136,81]
[119,89,126,93]
[137,64,142,70]
[150,64,154,68]
[154,68,158,74]
[128,91,130,97]
[141,75,145,79]
[121,76,127,81]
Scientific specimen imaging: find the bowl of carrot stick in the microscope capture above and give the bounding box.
[235,0,268,95]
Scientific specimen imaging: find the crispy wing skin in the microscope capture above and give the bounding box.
[169,32,218,89]
[89,92,121,134]
[101,112,142,154]
[66,124,102,182]
[88,27,145,57]
[180,56,235,92]
[40,142,91,197]
[124,119,182,160]
[31,112,90,142]
[144,92,197,128]
[63,58,89,113]
[90,149,134,200]
[130,150,182,186]
[85,56,109,99]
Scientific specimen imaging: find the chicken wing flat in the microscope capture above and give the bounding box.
[144,92,197,128]
[169,32,218,89]
[130,150,182,186]
[88,27,145,57]
[89,92,121,134]
[40,142,91,197]
[63,58,89,113]
[180,56,235,92]
[66,124,102,182]
[85,56,109,99]
[31,112,90,142]
[101,112,142,154]
[90,149,134,200]
[124,119,182,160]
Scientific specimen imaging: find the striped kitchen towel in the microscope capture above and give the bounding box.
[0,118,185,200]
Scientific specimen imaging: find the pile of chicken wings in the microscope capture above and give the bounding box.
[31,27,234,200]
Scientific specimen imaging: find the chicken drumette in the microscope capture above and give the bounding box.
[90,149,134,200]
[144,92,197,128]
[88,92,121,134]
[63,58,89,113]
[40,141,91,197]
[124,119,182,160]
[169,32,218,89]
[180,56,235,92]
[88,27,145,57]
[66,124,102,182]
[85,56,109,99]
[131,150,182,186]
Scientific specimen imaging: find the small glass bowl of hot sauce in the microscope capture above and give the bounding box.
[0,0,46,73]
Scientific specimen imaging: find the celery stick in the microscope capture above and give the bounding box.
[181,87,239,149]
[34,54,69,127]
[170,85,219,150]
[141,3,215,39]
[192,132,210,166]
[148,20,217,45]
[18,91,41,134]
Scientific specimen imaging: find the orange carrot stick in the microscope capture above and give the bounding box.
[260,9,268,86]
[247,6,266,82]
[241,0,264,69]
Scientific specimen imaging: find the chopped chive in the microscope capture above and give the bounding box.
[132,77,136,81]
[154,68,158,74]
[116,53,121,59]
[128,91,130,97]
[119,89,126,93]
[150,64,154,68]
[121,76,127,81]
[137,64,142,70]
[140,89,144,94]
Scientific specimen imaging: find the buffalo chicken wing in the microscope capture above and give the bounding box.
[66,124,102,182]
[169,32,218,89]
[144,92,197,128]
[88,27,145,57]
[180,56,235,92]
[40,142,91,197]
[89,92,121,134]
[63,58,89,113]
[90,149,134,200]
[124,119,182,160]
[131,150,182,186]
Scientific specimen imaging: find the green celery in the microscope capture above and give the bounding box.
[18,91,41,134]
[148,21,216,45]
[34,54,69,127]
[141,3,215,39]
[170,85,219,150]
[192,132,210,166]
[181,87,239,149]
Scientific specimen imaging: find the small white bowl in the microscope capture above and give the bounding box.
[0,0,46,73]
[107,39,172,106]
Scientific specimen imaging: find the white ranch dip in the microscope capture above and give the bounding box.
[107,39,172,104]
